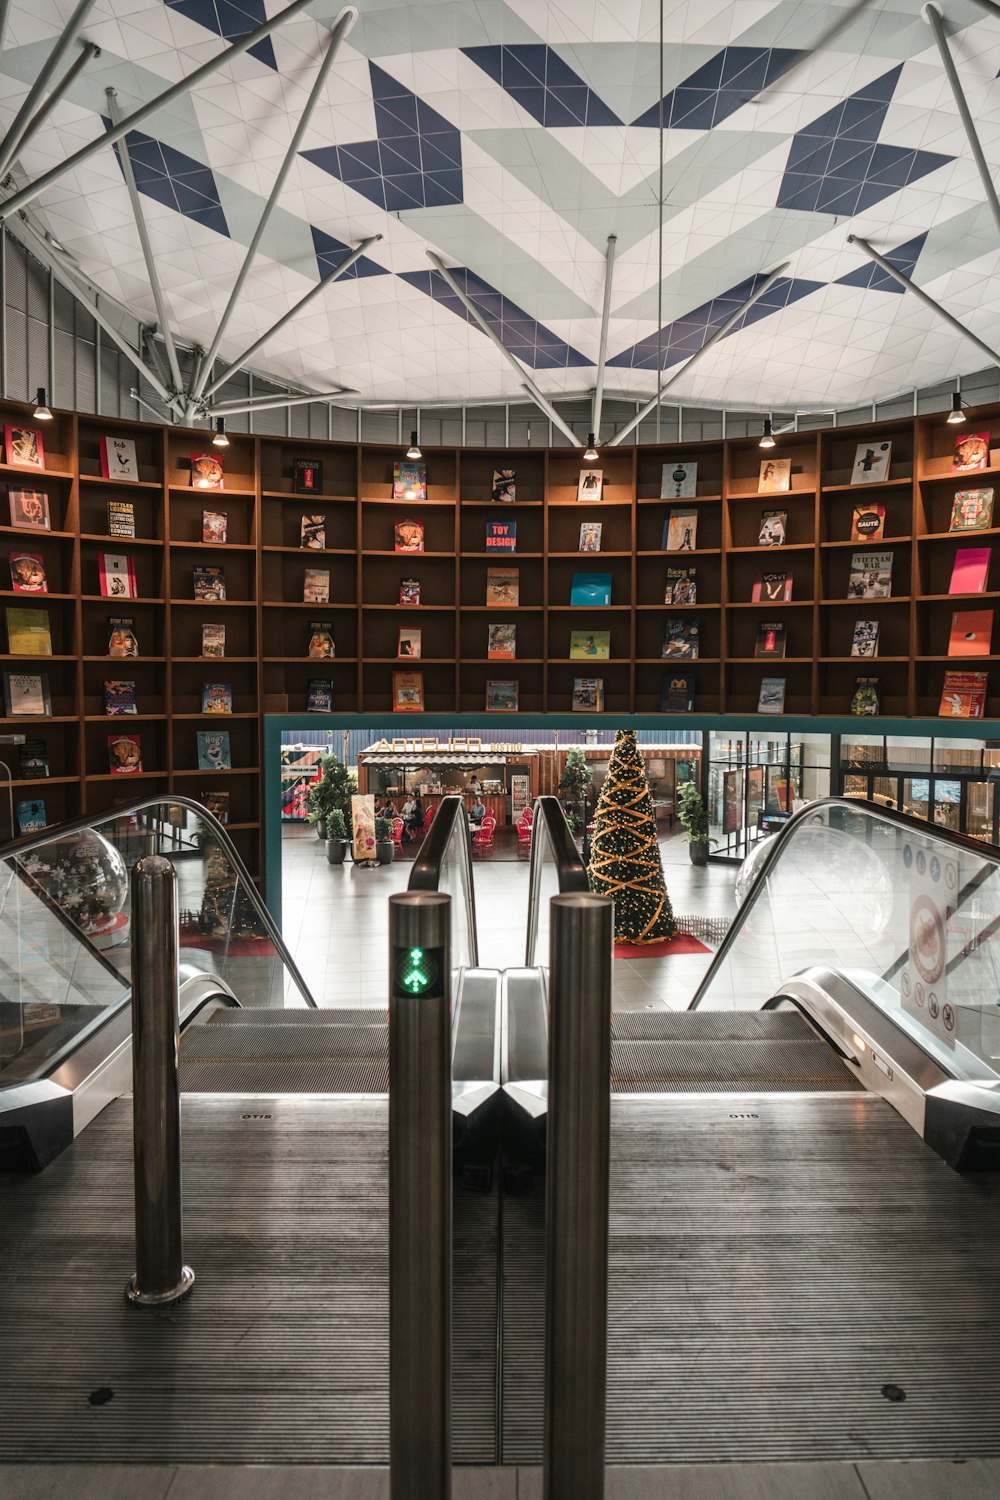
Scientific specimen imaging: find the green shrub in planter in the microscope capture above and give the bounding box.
[325,808,349,866]
[677,782,716,866]
[375,814,395,866]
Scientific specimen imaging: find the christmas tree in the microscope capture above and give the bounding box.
[588,729,676,943]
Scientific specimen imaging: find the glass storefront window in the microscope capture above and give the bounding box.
[707,731,832,861]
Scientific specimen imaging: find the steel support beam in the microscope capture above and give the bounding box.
[848,234,1000,367]
[591,233,617,442]
[4,42,101,173]
[969,0,1000,21]
[206,389,356,416]
[923,4,1000,241]
[609,262,790,445]
[0,0,98,180]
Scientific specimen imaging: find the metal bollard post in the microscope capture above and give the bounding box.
[388,890,452,1500]
[544,891,613,1500]
[126,854,194,1306]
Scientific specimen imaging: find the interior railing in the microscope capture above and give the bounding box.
[407,793,479,972]
[525,796,590,967]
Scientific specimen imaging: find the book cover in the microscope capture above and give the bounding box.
[300,514,325,550]
[572,677,604,712]
[397,627,421,658]
[757,676,786,713]
[303,567,330,604]
[197,730,231,769]
[199,789,229,823]
[9,551,46,592]
[193,564,226,601]
[752,571,792,602]
[107,498,135,537]
[394,517,424,553]
[108,616,138,658]
[939,670,988,718]
[579,522,602,552]
[6,606,51,655]
[851,619,880,658]
[307,622,335,659]
[758,458,791,494]
[754,620,787,657]
[850,440,892,484]
[569,630,611,660]
[491,467,516,502]
[18,738,49,777]
[100,435,138,481]
[3,671,50,715]
[570,572,612,606]
[664,566,696,604]
[201,622,226,658]
[8,488,50,530]
[294,458,323,494]
[660,460,697,499]
[851,503,885,541]
[399,577,421,606]
[202,509,227,543]
[108,732,142,774]
[307,678,333,713]
[660,669,695,712]
[485,567,518,606]
[485,679,518,712]
[758,509,787,545]
[953,432,990,472]
[487,622,516,660]
[190,452,224,489]
[4,426,44,469]
[661,618,700,660]
[950,546,991,594]
[847,549,893,599]
[393,462,426,501]
[851,677,880,716]
[949,488,994,531]
[486,517,516,553]
[16,798,46,833]
[99,552,137,599]
[948,609,993,656]
[201,682,233,714]
[393,670,424,712]
[577,468,603,501]
[103,679,137,716]
[663,509,697,551]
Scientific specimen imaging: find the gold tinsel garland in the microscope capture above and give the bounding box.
[589,742,675,943]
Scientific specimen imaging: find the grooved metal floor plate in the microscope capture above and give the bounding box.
[180,1017,390,1094]
[0,1097,497,1465]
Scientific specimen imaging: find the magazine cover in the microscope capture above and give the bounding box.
[4,425,44,469]
[300,515,325,549]
[8,488,50,530]
[103,680,137,716]
[193,564,226,600]
[948,609,993,656]
[491,467,516,502]
[660,461,697,499]
[16,798,46,833]
[485,517,516,553]
[307,678,333,712]
[399,577,421,606]
[851,619,880,658]
[754,621,787,657]
[202,509,227,543]
[201,622,226,658]
[757,676,786,713]
[949,547,991,594]
[201,682,234,713]
[294,459,323,493]
[394,517,424,552]
[397,627,421,658]
[949,488,994,531]
[307,622,335,659]
[579,522,602,552]
[6,606,51,655]
[569,630,611,659]
[485,679,518,711]
[850,440,892,484]
[663,509,697,551]
[108,617,138,657]
[758,509,786,546]
[9,551,46,592]
[569,572,612,606]
[18,738,49,777]
[108,732,143,774]
[752,571,791,602]
[851,503,885,541]
[577,468,603,501]
[392,670,425,711]
[107,499,135,536]
[190,452,224,489]
[660,669,695,712]
[487,622,516,659]
[847,550,893,599]
[197,729,232,769]
[99,552,137,599]
[199,789,229,823]
[485,567,518,606]
[393,462,426,500]
[939,670,988,718]
[953,432,990,472]
[303,568,330,603]
[661,619,700,659]
[571,677,604,711]
[664,566,696,604]
[100,435,138,481]
[3,671,51,715]
[851,677,880,716]
[757,458,791,494]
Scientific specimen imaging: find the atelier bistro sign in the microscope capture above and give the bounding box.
[368,737,524,754]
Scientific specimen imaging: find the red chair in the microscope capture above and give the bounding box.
[472,813,496,857]
[391,817,404,849]
[516,814,533,859]
[412,803,433,842]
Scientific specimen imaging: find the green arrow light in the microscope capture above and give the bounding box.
[401,947,430,995]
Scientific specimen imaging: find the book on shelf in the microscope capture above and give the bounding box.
[851,619,880,658]
[103,679,137,716]
[572,677,604,712]
[577,468,603,501]
[108,732,143,774]
[18,738,49,777]
[570,572,612,606]
[757,676,786,713]
[6,606,51,655]
[307,622,335,659]
[939,669,988,718]
[948,609,993,656]
[100,435,138,481]
[758,509,786,546]
[851,502,885,541]
[8,551,46,592]
[491,467,516,502]
[485,679,518,712]
[197,729,232,769]
[8,488,49,530]
[199,789,229,823]
[660,460,697,499]
[754,620,787,658]
[393,670,424,712]
[399,577,421,606]
[579,522,602,552]
[758,458,790,494]
[4,425,44,469]
[847,549,893,598]
[107,498,135,537]
[201,682,233,714]
[850,440,892,484]
[569,630,611,660]
[660,669,695,712]
[190,452,224,489]
[393,462,426,501]
[851,677,880,716]
[397,626,421,658]
[3,671,50,716]
[107,616,138,658]
[300,515,325,550]
[193,564,226,601]
[663,509,697,551]
[485,567,518,606]
[487,622,516,659]
[949,488,994,531]
[307,678,333,713]
[486,517,516,553]
[16,797,46,833]
[99,552,137,599]
[661,618,700,659]
[202,509,227,544]
[303,567,330,604]
[394,517,424,552]
[752,571,791,602]
[953,431,990,473]
[664,566,696,604]
[201,622,226,658]
[950,546,991,594]
[294,458,323,494]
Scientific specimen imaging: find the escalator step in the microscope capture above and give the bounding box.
[181,1018,389,1093]
[610,1036,861,1093]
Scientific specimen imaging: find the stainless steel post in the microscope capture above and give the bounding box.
[126,854,194,1306]
[544,891,613,1500]
[388,891,452,1500]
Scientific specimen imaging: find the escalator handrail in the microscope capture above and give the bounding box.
[407,794,479,967]
[525,795,590,967]
[0,794,318,1009]
[688,793,1000,1011]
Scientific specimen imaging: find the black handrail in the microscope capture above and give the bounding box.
[525,796,590,966]
[408,794,479,966]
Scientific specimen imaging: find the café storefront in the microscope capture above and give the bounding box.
[357,736,538,826]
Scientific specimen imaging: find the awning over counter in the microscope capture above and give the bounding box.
[360,751,515,766]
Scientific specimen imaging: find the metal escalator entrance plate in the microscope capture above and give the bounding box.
[180,1018,390,1094]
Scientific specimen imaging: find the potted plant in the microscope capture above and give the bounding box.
[325,808,349,866]
[375,814,394,865]
[307,755,357,842]
[677,781,715,866]
[559,745,594,858]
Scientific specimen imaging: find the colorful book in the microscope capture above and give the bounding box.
[754,620,787,657]
[303,568,330,604]
[100,435,138,481]
[99,552,137,599]
[393,670,425,712]
[397,627,421,658]
[399,577,421,607]
[758,509,786,546]
[103,680,137,716]
[664,566,696,604]
[307,622,335,659]
[758,458,790,494]
[847,550,893,599]
[108,616,138,658]
[491,467,516,502]
[579,522,602,552]
[485,679,518,711]
[202,509,227,543]
[948,609,993,656]
[660,669,695,712]
[193,565,226,601]
[851,677,880,716]
[949,488,994,531]
[851,619,879,658]
[197,729,232,769]
[201,622,226,658]
[107,498,135,536]
[939,670,988,718]
[953,432,990,473]
[486,517,516,553]
[757,676,786,713]
[487,622,516,659]
[201,682,233,714]
[18,738,49,777]
[9,551,46,592]
[950,547,991,594]
[570,572,612,606]
[190,452,224,489]
[752,571,791,602]
[851,503,885,541]
[294,458,323,494]
[572,677,604,712]
[661,619,700,659]
[569,630,611,660]
[485,568,518,606]
[199,789,229,823]
[577,468,603,501]
[660,461,697,499]
[3,671,50,715]
[16,797,46,833]
[307,678,333,713]
[8,488,49,530]
[300,515,325,550]
[851,440,892,484]
[395,518,424,553]
[5,606,51,655]
[393,462,426,501]
[4,426,44,469]
[108,732,142,774]
[663,509,697,551]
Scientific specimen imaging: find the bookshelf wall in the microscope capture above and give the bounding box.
[3,398,1000,874]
